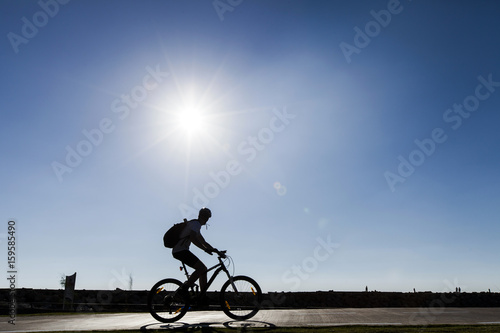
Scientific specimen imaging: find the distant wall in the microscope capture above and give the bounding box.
[262,291,500,308]
[1,289,499,314]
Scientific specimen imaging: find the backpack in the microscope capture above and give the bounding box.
[163,218,189,248]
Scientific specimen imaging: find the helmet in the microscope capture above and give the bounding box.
[198,207,212,220]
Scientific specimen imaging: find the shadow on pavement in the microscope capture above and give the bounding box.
[223,320,276,330]
[140,319,276,331]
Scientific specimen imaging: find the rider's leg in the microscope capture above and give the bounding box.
[173,250,206,291]
[191,261,209,306]
[188,261,207,292]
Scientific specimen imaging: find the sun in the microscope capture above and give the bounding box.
[175,103,205,136]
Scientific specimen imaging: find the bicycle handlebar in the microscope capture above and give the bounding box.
[207,248,227,258]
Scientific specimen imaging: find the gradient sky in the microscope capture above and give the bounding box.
[1,0,500,294]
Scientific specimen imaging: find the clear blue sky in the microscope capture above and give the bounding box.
[2,0,500,293]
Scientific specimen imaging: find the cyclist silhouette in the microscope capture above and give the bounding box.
[172,207,223,301]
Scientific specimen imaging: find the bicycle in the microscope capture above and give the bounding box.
[147,250,262,323]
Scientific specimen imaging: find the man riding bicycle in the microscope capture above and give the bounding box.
[172,207,224,302]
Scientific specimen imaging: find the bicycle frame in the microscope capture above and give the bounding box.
[180,255,234,295]
[148,252,262,323]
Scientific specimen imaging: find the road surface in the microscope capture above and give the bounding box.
[2,308,500,331]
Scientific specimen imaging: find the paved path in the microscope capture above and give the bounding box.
[2,308,500,331]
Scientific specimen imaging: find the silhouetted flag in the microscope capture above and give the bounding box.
[63,272,76,310]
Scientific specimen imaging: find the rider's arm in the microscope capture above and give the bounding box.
[189,230,215,253]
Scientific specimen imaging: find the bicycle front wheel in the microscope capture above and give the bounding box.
[147,278,189,323]
[220,275,262,320]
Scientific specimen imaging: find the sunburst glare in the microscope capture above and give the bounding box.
[177,103,203,135]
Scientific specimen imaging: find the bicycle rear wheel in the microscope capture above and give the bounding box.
[147,278,189,323]
[220,275,262,320]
